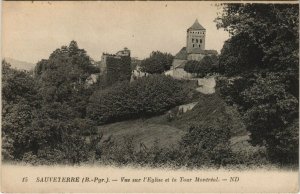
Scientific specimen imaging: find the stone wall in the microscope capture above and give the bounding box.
[104,56,131,86]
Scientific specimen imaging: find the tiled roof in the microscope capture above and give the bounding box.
[188,19,205,31]
[189,48,218,55]
[176,60,187,68]
[174,47,188,60]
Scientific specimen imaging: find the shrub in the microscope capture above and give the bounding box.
[179,125,232,167]
[87,75,190,124]
[230,145,269,166]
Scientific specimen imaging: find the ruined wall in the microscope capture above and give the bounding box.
[106,56,131,86]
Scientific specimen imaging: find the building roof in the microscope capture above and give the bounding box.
[188,19,205,31]
[174,47,188,60]
[189,48,218,55]
[176,60,187,69]
[175,47,218,59]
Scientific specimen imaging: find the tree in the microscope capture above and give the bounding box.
[140,51,174,74]
[2,42,102,164]
[216,4,298,80]
[17,103,97,164]
[2,60,39,160]
[35,40,99,116]
[216,4,299,164]
[184,55,218,77]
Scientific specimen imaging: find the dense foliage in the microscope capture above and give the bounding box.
[106,56,131,86]
[2,61,39,160]
[184,55,218,77]
[2,41,100,164]
[216,4,299,164]
[179,125,232,167]
[87,75,190,124]
[140,51,174,74]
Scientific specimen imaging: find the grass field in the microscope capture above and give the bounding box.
[98,116,185,150]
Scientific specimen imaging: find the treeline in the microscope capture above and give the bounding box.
[215,4,299,164]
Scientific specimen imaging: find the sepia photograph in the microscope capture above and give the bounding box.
[1,1,299,192]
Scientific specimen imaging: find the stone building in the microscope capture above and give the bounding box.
[165,19,218,79]
[186,19,206,53]
[100,47,132,85]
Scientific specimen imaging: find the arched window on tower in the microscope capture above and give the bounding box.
[200,39,202,43]
[193,44,194,47]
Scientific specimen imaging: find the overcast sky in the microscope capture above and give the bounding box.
[2,1,229,64]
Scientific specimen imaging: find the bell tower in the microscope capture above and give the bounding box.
[186,19,206,53]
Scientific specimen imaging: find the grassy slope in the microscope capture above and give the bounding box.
[98,116,185,150]
[97,92,249,150]
[173,92,248,136]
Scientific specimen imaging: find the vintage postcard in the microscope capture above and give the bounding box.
[1,1,299,193]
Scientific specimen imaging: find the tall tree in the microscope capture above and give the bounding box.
[140,51,174,74]
[2,60,39,160]
[216,4,299,164]
[35,40,99,116]
[2,42,100,163]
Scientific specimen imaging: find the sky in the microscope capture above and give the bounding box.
[2,1,229,64]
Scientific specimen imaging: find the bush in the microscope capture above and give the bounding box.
[179,125,233,167]
[267,119,299,164]
[87,75,190,124]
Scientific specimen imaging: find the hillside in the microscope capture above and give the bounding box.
[97,92,249,150]
[173,92,248,136]
[98,117,185,150]
[4,57,35,71]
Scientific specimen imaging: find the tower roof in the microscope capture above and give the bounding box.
[188,19,205,31]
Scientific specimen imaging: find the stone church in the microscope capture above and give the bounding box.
[165,19,217,79]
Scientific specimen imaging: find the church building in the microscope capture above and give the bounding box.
[166,19,217,79]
